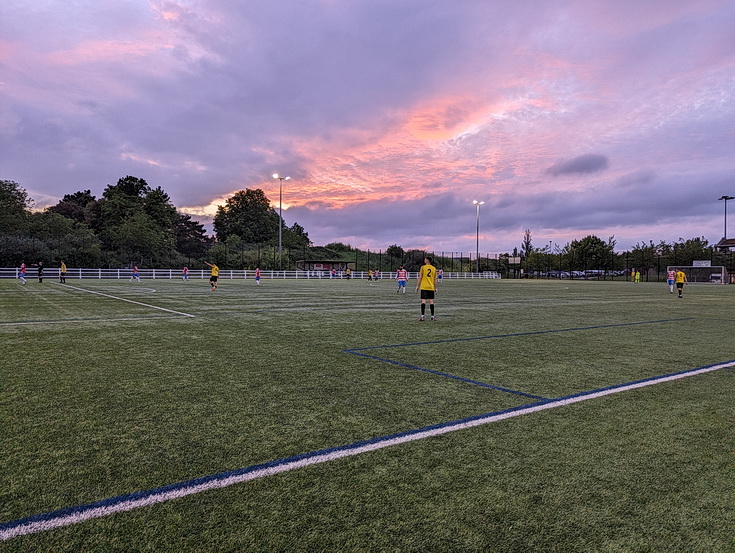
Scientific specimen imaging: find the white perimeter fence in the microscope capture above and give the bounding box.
[0,268,501,281]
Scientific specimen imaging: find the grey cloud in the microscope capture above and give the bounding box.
[617,169,657,188]
[546,154,609,177]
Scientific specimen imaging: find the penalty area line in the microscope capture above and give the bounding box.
[1,359,732,541]
[56,283,195,318]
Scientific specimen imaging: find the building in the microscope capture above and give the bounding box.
[714,238,735,252]
[296,260,354,273]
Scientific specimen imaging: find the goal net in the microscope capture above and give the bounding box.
[667,266,728,284]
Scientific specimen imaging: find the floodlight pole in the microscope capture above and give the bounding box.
[473,200,485,273]
[273,174,291,270]
[719,195,734,241]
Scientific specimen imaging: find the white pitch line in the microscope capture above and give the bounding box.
[57,283,195,318]
[0,316,186,327]
[1,360,732,541]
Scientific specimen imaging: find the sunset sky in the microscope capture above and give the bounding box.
[2,0,734,254]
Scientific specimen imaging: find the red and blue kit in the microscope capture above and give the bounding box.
[396,268,408,288]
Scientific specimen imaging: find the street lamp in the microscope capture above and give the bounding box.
[273,173,291,269]
[473,200,485,273]
[718,195,734,241]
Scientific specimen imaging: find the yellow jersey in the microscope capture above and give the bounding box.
[211,265,219,277]
[418,264,437,291]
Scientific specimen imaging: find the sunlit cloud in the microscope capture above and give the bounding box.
[120,151,163,167]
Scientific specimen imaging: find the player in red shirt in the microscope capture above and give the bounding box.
[396,265,408,294]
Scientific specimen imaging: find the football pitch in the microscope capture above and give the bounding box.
[1,277,734,552]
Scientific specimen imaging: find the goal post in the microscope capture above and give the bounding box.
[667,266,728,284]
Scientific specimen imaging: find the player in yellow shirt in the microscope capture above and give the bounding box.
[415,256,438,321]
[59,260,67,283]
[205,262,219,291]
[674,268,687,298]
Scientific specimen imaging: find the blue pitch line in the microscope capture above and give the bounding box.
[345,318,695,352]
[346,349,548,400]
[2,359,731,541]
[342,318,694,399]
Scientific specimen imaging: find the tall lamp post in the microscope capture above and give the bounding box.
[719,195,734,241]
[473,200,485,273]
[273,173,291,269]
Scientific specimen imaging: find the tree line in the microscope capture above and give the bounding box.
[0,177,311,269]
[510,230,731,278]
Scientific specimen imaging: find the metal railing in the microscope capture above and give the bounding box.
[0,268,502,280]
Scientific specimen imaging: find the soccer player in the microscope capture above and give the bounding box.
[675,268,687,298]
[666,268,676,293]
[130,265,140,283]
[396,265,408,294]
[437,268,443,283]
[416,256,438,321]
[59,260,67,283]
[205,262,219,291]
[182,265,189,280]
[255,267,261,285]
[18,262,27,285]
[36,261,44,283]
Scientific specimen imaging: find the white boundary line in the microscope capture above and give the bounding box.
[57,283,196,318]
[1,360,732,541]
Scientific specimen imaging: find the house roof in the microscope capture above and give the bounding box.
[714,238,735,249]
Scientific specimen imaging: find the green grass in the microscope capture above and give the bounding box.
[1,277,734,552]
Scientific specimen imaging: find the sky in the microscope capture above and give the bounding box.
[2,0,735,255]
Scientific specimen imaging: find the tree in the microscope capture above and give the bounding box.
[521,229,533,259]
[0,179,32,234]
[100,176,151,229]
[325,242,353,251]
[48,190,96,223]
[520,229,534,275]
[213,188,279,244]
[175,213,212,259]
[404,249,429,271]
[283,222,311,249]
[27,211,103,266]
[386,244,405,260]
[673,237,710,266]
[630,240,658,275]
[110,212,168,262]
[568,235,615,272]
[97,176,179,265]
[143,187,178,232]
